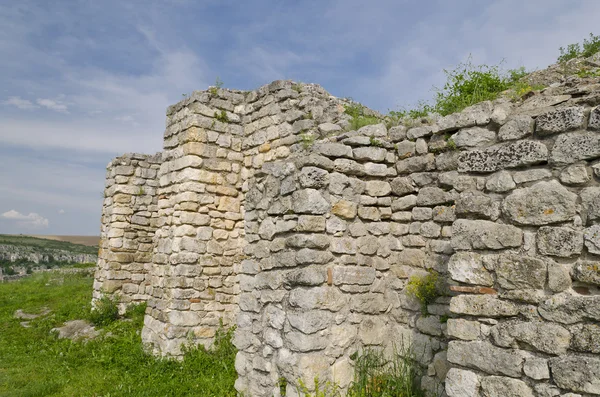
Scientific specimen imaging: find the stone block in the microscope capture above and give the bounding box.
[498,115,534,141]
[480,376,534,397]
[451,126,496,147]
[448,252,493,286]
[536,106,585,135]
[584,225,600,254]
[447,318,480,340]
[549,355,600,395]
[292,189,330,214]
[445,368,480,397]
[458,140,548,172]
[551,132,600,165]
[494,254,547,290]
[450,295,519,317]
[537,226,583,257]
[502,181,577,225]
[451,219,522,250]
[299,166,329,189]
[447,340,525,377]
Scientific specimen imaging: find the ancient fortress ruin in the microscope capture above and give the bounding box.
[93,74,600,396]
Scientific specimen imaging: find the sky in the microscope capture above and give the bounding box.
[1,0,599,236]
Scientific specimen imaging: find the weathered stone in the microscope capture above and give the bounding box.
[582,187,600,225]
[584,225,600,254]
[485,171,515,192]
[288,286,347,311]
[502,181,577,225]
[524,356,550,380]
[536,106,585,135]
[512,168,552,184]
[297,215,326,232]
[550,355,600,395]
[353,147,387,162]
[416,187,451,206]
[447,340,524,377]
[450,295,519,317]
[448,252,493,286]
[292,189,330,214]
[456,191,500,220]
[498,115,534,141]
[390,177,417,196]
[331,200,357,220]
[452,127,496,148]
[287,310,332,334]
[396,140,416,159]
[572,260,600,286]
[436,101,493,132]
[559,164,590,185]
[480,376,534,397]
[332,266,376,285]
[420,221,441,238]
[445,368,480,397]
[539,293,600,324]
[571,323,600,354]
[330,238,356,254]
[357,123,387,137]
[299,167,329,188]
[396,154,435,175]
[285,268,326,287]
[365,181,391,197]
[537,226,583,257]
[551,132,600,165]
[548,262,571,292]
[447,319,480,340]
[451,219,523,250]
[458,140,548,173]
[493,254,547,290]
[317,123,342,134]
[589,105,600,130]
[491,321,571,355]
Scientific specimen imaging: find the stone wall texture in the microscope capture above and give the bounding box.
[93,77,600,396]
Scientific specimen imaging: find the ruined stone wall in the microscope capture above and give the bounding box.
[93,77,600,397]
[93,153,161,310]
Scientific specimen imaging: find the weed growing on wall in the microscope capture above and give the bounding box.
[210,76,224,95]
[406,270,441,315]
[215,110,229,123]
[344,103,381,131]
[558,32,600,63]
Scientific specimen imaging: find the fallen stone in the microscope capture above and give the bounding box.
[51,320,100,341]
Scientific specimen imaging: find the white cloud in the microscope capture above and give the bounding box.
[1,209,49,229]
[36,98,69,113]
[3,96,37,110]
[58,209,65,214]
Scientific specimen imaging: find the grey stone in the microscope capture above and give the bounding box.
[548,262,572,292]
[285,330,327,352]
[365,181,391,197]
[498,115,534,141]
[353,147,387,162]
[571,323,600,354]
[551,132,600,165]
[285,234,330,249]
[451,219,523,250]
[537,226,583,257]
[448,252,493,286]
[416,187,452,206]
[539,293,600,324]
[389,125,407,141]
[451,127,496,147]
[447,319,480,340]
[407,126,433,140]
[456,191,500,220]
[288,286,347,311]
[330,238,356,254]
[582,187,600,225]
[445,368,480,397]
[315,142,352,158]
[485,171,515,192]
[447,340,525,377]
[420,221,441,238]
[559,164,590,185]
[292,189,330,214]
[450,295,519,317]
[357,123,387,137]
[536,106,585,135]
[494,254,547,290]
[593,162,600,178]
[572,260,600,286]
[396,140,416,159]
[436,101,493,133]
[589,105,600,130]
[299,167,330,189]
[51,320,99,341]
[433,205,455,223]
[392,195,417,210]
[285,268,326,286]
[584,225,600,254]
[396,154,435,174]
[296,249,332,265]
[502,181,577,225]
[317,123,342,134]
[412,207,433,221]
[332,266,376,285]
[415,138,428,154]
[287,310,332,334]
[480,376,534,397]
[416,315,443,336]
[491,321,571,355]
[512,168,552,184]
[550,355,600,395]
[524,356,550,380]
[462,141,547,174]
[436,151,459,171]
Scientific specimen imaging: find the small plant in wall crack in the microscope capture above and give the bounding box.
[406,270,441,316]
[369,136,383,147]
[209,76,224,96]
[300,131,316,149]
[215,110,229,123]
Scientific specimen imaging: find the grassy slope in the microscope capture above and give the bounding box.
[0,235,98,255]
[0,273,236,397]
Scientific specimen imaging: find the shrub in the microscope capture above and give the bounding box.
[406,270,441,315]
[347,345,427,397]
[558,32,600,63]
[89,294,119,326]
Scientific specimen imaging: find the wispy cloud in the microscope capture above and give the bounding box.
[1,209,49,229]
[4,96,37,110]
[37,98,69,113]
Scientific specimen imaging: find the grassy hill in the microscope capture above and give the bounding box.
[0,235,98,255]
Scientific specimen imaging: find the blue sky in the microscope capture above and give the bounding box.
[1,0,599,236]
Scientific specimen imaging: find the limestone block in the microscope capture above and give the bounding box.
[292,189,330,214]
[288,286,347,311]
[445,368,480,397]
[572,260,600,286]
[548,262,572,292]
[416,187,452,206]
[456,191,500,220]
[560,164,590,185]
[296,215,326,232]
[498,115,534,141]
[447,318,480,340]
[589,105,600,130]
[458,140,548,173]
[396,140,416,159]
[512,168,552,184]
[448,252,493,286]
[549,355,600,395]
[451,126,496,147]
[570,323,600,354]
[491,321,571,355]
[536,106,585,135]
[551,132,600,165]
[451,219,523,250]
[447,340,525,377]
[523,356,550,380]
[584,225,600,254]
[287,310,332,334]
[332,266,376,285]
[582,187,600,225]
[537,226,583,257]
[480,376,534,397]
[353,147,387,162]
[357,123,387,137]
[539,293,600,324]
[450,295,519,317]
[436,101,493,133]
[365,181,391,197]
[390,177,417,196]
[502,181,577,225]
[493,253,547,290]
[299,167,329,189]
[396,154,435,175]
[485,170,515,192]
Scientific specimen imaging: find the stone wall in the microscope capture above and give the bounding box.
[93,76,600,396]
[93,153,161,311]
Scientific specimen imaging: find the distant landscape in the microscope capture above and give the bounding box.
[0,235,100,253]
[27,235,100,247]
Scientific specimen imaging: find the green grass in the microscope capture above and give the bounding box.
[0,235,97,255]
[558,32,600,63]
[0,272,237,396]
[344,103,381,131]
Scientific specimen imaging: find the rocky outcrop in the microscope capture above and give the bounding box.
[0,244,97,264]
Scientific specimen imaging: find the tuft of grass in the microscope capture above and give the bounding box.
[209,76,224,96]
[406,270,441,316]
[296,377,341,397]
[344,103,381,131]
[369,137,383,147]
[0,272,237,396]
[347,345,427,397]
[300,131,316,149]
[89,294,119,326]
[558,32,600,63]
[292,83,303,93]
[215,110,229,123]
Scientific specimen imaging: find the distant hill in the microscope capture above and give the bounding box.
[27,235,100,248]
[0,235,99,254]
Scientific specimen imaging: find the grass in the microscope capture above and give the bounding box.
[344,103,381,131]
[0,272,237,396]
[558,32,600,63]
